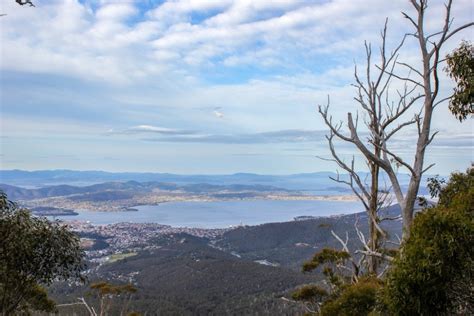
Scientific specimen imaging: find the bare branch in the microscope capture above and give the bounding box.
[355,250,394,262]
[331,230,360,282]
[422,163,436,174]
[375,64,424,88]
[325,134,371,201]
[78,297,97,316]
[382,84,422,129]
[353,218,394,262]
[433,95,452,108]
[380,215,402,221]
[347,113,385,168]
[396,61,423,78]
[440,22,474,46]
[425,30,445,42]
[385,117,418,141]
[354,66,371,105]
[428,0,452,58]
[370,213,388,238]
[428,0,474,56]
[401,11,418,29]
[424,131,439,149]
[315,155,336,163]
[318,102,352,143]
[378,142,416,176]
[57,302,88,307]
[331,230,350,254]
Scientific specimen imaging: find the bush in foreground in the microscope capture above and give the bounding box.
[383,168,474,315]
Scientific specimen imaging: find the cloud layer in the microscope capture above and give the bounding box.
[1,0,472,174]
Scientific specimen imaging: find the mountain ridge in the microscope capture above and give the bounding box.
[0,169,420,193]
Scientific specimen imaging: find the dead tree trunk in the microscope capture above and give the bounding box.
[368,156,380,274]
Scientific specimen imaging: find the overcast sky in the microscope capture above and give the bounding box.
[0,0,472,174]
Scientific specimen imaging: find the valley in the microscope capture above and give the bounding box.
[48,206,403,315]
[0,170,408,314]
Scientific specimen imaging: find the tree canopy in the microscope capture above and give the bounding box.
[0,191,85,314]
[383,168,474,315]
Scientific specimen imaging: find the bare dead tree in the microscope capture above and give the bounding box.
[319,0,473,241]
[317,19,401,274]
[330,230,365,281]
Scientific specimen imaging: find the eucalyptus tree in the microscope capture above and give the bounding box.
[0,191,85,315]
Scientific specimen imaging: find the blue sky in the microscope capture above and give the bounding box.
[0,0,472,174]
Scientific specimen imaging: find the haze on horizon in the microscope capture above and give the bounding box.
[1,0,472,175]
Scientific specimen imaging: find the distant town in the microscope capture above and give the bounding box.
[68,221,231,266]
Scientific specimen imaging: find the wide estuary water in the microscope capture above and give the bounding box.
[51,199,363,228]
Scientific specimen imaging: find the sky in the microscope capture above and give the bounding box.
[0,0,473,175]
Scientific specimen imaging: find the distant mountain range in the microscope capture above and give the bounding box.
[0,181,290,201]
[0,169,426,193]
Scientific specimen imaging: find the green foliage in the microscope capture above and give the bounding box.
[89,281,138,316]
[302,248,350,272]
[292,284,328,302]
[445,41,474,121]
[0,191,85,314]
[380,248,398,258]
[90,281,137,296]
[292,284,328,315]
[320,277,382,316]
[17,284,57,314]
[302,248,352,293]
[296,248,356,314]
[426,174,446,198]
[384,168,474,315]
[294,265,382,315]
[437,167,474,208]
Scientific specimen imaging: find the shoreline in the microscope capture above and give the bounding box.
[47,198,363,228]
[31,194,360,214]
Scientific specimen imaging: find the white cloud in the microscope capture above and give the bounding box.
[112,125,197,135]
[1,0,473,173]
[1,0,472,84]
[95,3,137,21]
